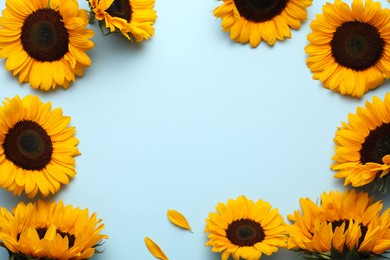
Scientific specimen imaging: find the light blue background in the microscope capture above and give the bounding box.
[0,0,390,259]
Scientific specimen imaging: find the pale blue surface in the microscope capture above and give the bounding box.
[0,0,390,259]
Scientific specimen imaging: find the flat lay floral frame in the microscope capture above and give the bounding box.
[1,0,390,259]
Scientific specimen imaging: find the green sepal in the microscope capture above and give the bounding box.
[88,11,96,24]
[378,174,389,193]
[371,172,389,193]
[92,241,105,254]
[97,20,137,42]
[98,20,112,36]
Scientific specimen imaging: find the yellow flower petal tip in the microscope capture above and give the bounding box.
[144,237,169,260]
[167,209,193,232]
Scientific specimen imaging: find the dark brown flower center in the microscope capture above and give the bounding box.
[360,123,390,164]
[233,0,288,23]
[226,219,265,246]
[106,0,132,22]
[3,120,53,170]
[331,220,367,248]
[331,219,350,231]
[37,227,76,248]
[17,227,75,249]
[21,8,69,62]
[331,21,384,71]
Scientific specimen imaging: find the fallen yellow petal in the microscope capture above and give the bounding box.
[144,237,169,260]
[167,209,192,232]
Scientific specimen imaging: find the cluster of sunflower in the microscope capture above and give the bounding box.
[203,1,390,260]
[214,0,390,98]
[1,0,390,259]
[151,90,390,260]
[204,190,390,260]
[0,0,388,99]
[0,0,155,257]
[204,91,390,260]
[0,0,157,91]
[0,95,108,259]
[0,0,157,257]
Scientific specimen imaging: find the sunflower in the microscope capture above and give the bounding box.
[0,95,79,198]
[213,0,312,48]
[0,200,107,259]
[306,0,390,98]
[0,0,94,90]
[331,93,390,188]
[89,0,157,42]
[287,190,390,259]
[204,195,288,260]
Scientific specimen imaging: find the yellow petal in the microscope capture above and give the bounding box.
[144,237,169,260]
[167,209,192,232]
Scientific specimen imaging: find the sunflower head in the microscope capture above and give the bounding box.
[332,93,390,188]
[0,0,94,90]
[213,0,312,47]
[88,0,157,42]
[306,0,390,97]
[204,195,288,260]
[0,200,107,260]
[287,190,390,259]
[0,95,79,198]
